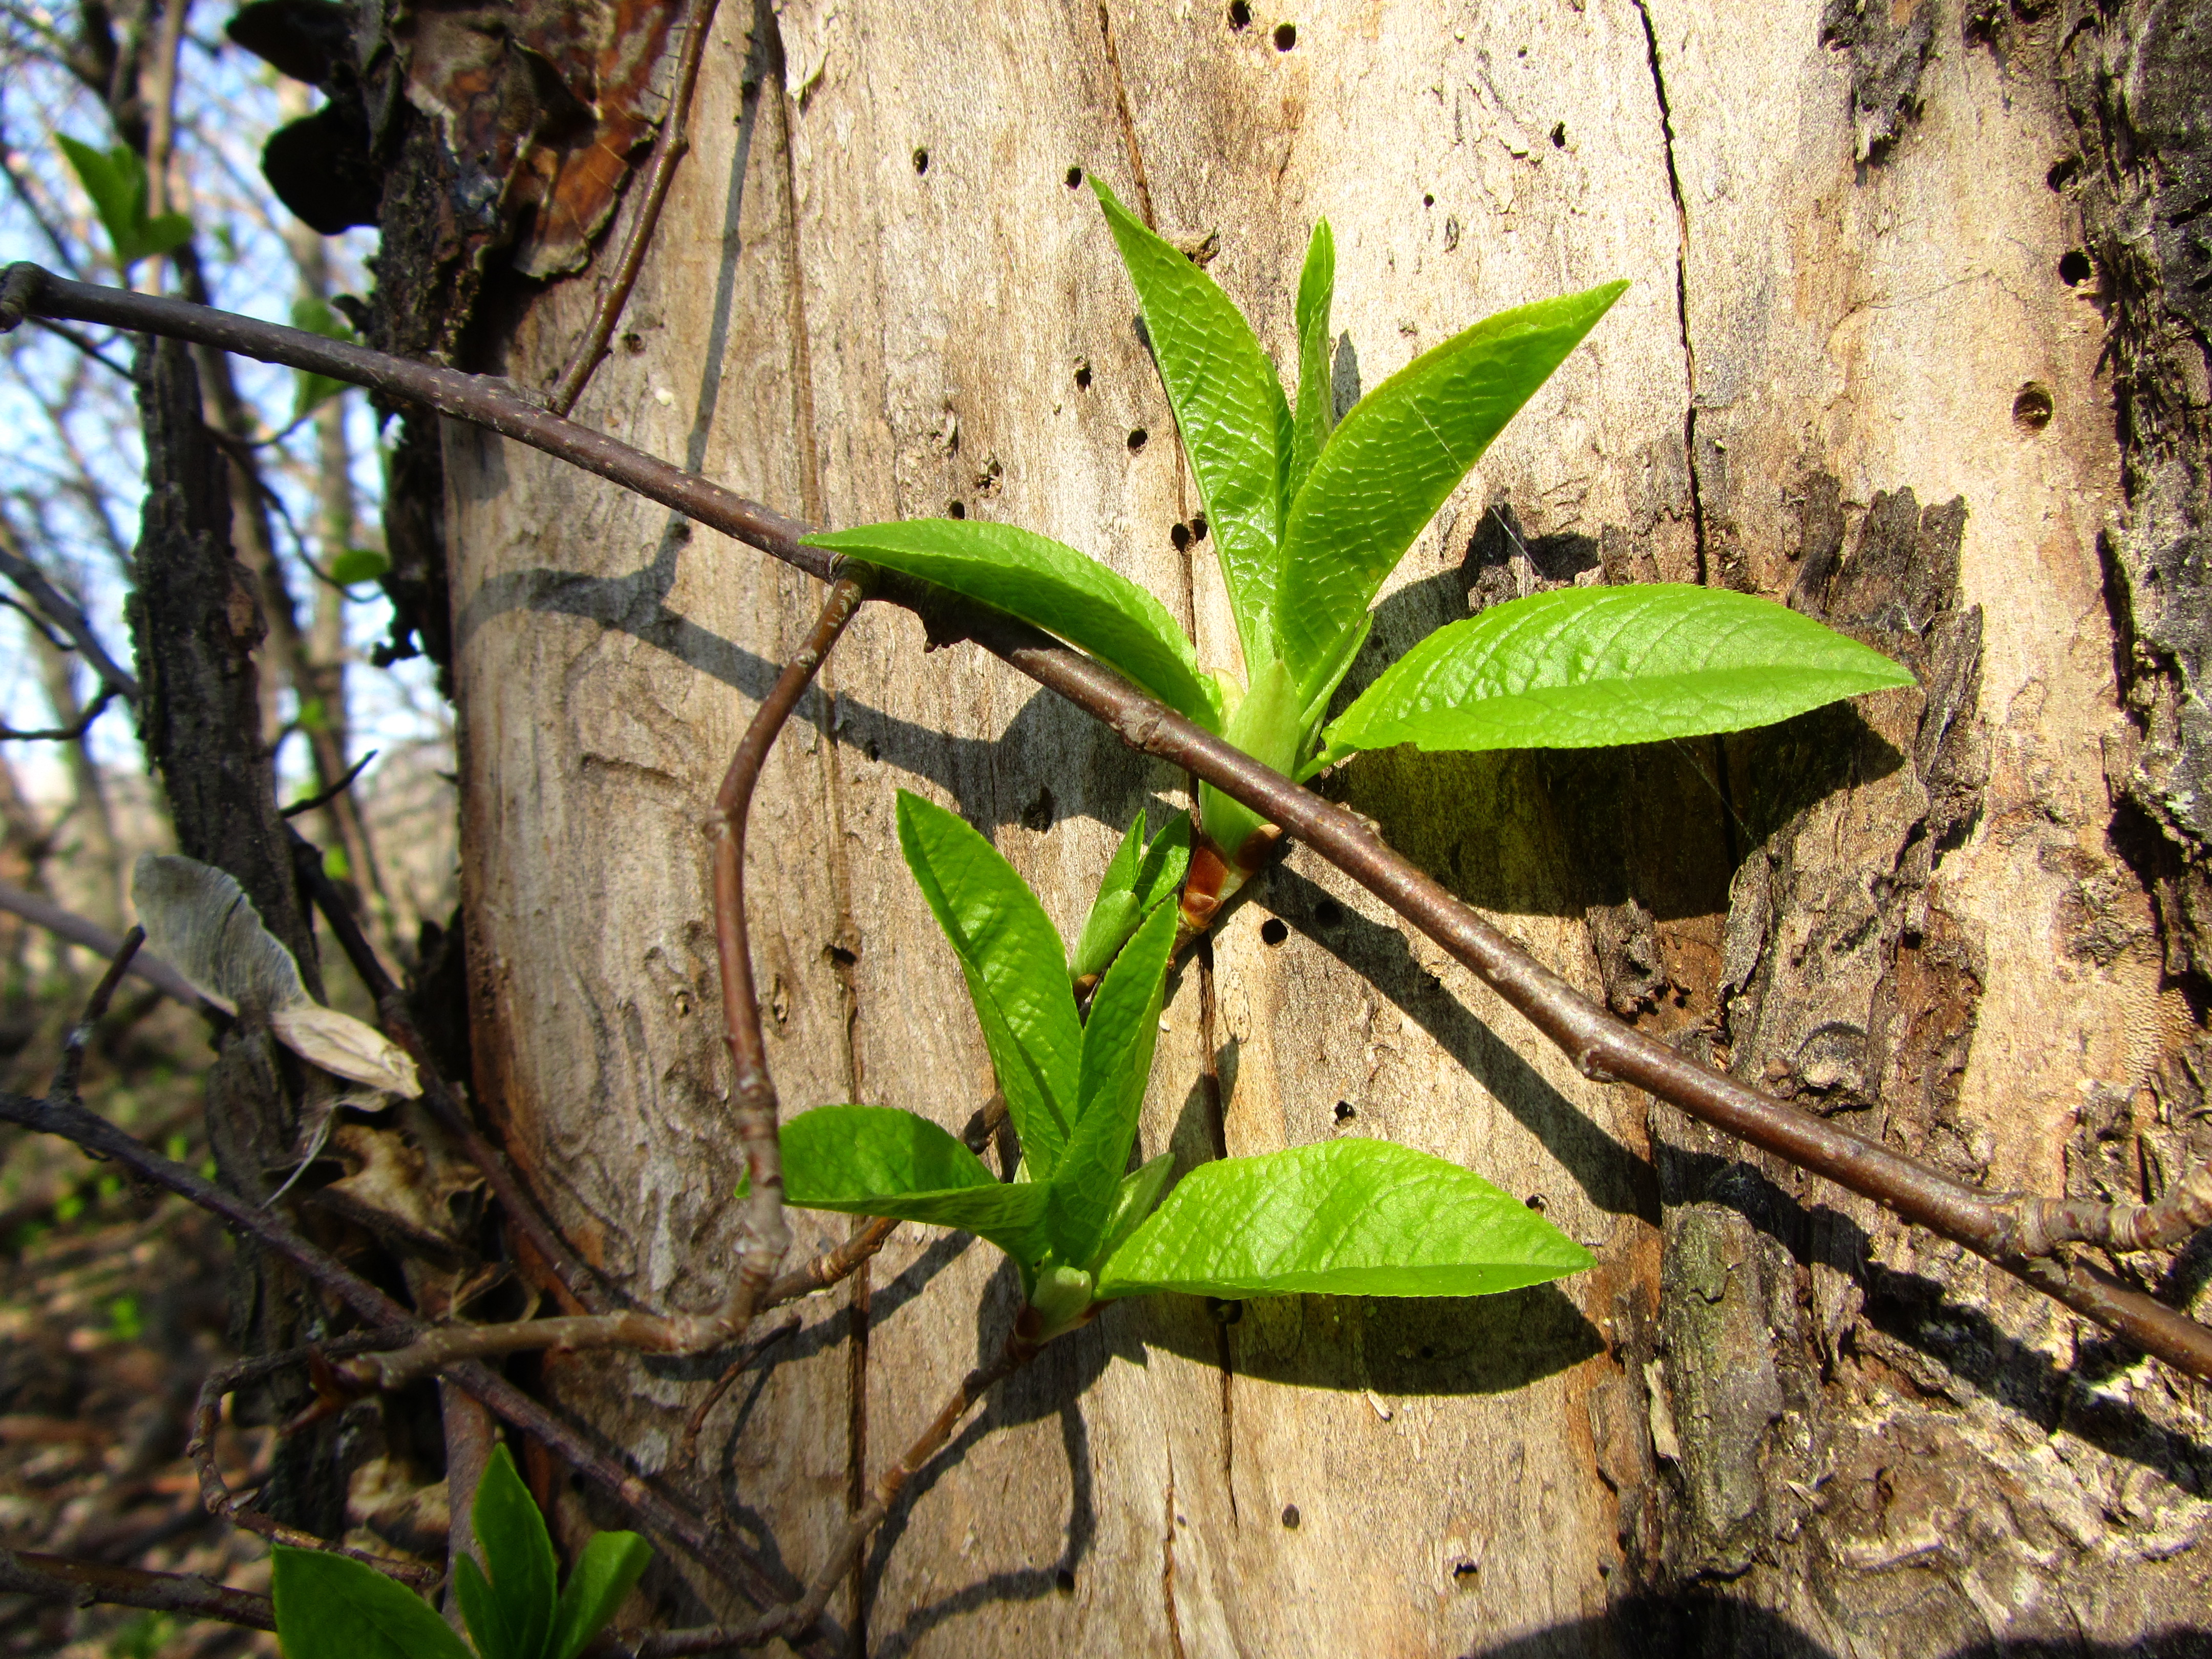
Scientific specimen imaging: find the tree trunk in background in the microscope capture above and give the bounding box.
[427,1,2212,1650]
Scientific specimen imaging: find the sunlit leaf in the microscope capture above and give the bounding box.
[1286,218,1336,514]
[1318,583,1916,766]
[775,1104,1050,1263]
[1095,1138,1592,1301]
[1093,177,1289,671]
[806,519,1218,730]
[895,791,1080,1176]
[1273,281,1628,695]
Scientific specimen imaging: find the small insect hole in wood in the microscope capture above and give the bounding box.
[1227,0,1251,26]
[1189,512,1208,541]
[1065,165,1083,188]
[1550,121,1567,147]
[1333,1100,1356,1122]
[948,500,966,519]
[1313,898,1344,927]
[1273,20,1297,49]
[1054,1568,1075,1593]
[2012,383,2053,433]
[912,146,930,174]
[1422,192,1434,207]
[1260,918,1288,945]
[2058,249,2091,285]
[1074,359,1092,390]
[1171,522,1192,552]
[1281,1504,1301,1529]
[1127,427,1148,452]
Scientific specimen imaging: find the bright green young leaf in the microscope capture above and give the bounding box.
[1273,280,1628,695]
[1094,1138,1592,1301]
[453,1555,506,1659]
[1317,583,1916,766]
[1199,653,1303,861]
[896,790,1081,1174]
[270,1547,473,1659]
[330,547,392,587]
[471,1444,558,1659]
[806,520,1218,730]
[1069,807,1192,984]
[1051,901,1178,1263]
[55,136,191,270]
[1089,1152,1174,1274]
[1286,218,1336,514]
[1093,177,1290,671]
[548,1530,654,1659]
[777,1104,1052,1263]
[290,295,355,420]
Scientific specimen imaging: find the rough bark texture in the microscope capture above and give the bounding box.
[125,333,349,1533]
[423,0,2212,1651]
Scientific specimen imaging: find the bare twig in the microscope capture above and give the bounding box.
[328,577,872,1392]
[0,680,116,741]
[546,0,721,416]
[280,748,376,817]
[52,925,141,1100]
[0,879,203,1006]
[11,268,2212,1378]
[0,520,141,704]
[0,1548,275,1633]
[186,1342,440,1588]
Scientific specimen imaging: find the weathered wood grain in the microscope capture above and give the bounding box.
[435,1,2212,1652]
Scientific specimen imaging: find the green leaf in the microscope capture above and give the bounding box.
[1318,583,1916,765]
[896,790,1081,1175]
[1069,809,1192,984]
[1094,1138,1592,1301]
[270,1547,474,1659]
[1273,280,1628,695]
[471,1444,557,1659]
[1199,652,1303,861]
[778,1104,1051,1263]
[330,547,392,587]
[55,136,190,270]
[548,1531,653,1659]
[1286,219,1336,514]
[1093,177,1290,672]
[1050,900,1178,1264]
[1088,1151,1174,1274]
[453,1555,504,1659]
[805,519,1218,730]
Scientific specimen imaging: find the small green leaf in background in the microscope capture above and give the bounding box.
[775,1104,1053,1264]
[1318,583,1916,767]
[330,546,392,587]
[464,1444,558,1659]
[55,135,192,272]
[896,789,1081,1175]
[547,1530,653,1659]
[1273,280,1628,696]
[1089,1152,1175,1273]
[806,519,1220,730]
[1285,217,1337,514]
[1094,1137,1592,1301]
[270,1547,473,1659]
[290,295,356,420]
[1050,900,1178,1264]
[1069,807,1191,984]
[1093,177,1290,672]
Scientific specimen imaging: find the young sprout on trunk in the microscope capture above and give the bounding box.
[805,180,1912,971]
[763,791,1590,1342]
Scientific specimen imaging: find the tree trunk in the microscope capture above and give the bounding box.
[425,0,2212,1650]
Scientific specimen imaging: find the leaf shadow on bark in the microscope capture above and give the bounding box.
[1252,862,1662,1224]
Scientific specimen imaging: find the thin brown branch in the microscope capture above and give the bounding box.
[0,879,203,1006]
[0,680,116,741]
[186,1342,440,1588]
[10,267,2212,1379]
[0,521,141,703]
[630,1316,1045,1655]
[279,747,375,817]
[52,924,141,1099]
[330,577,873,1392]
[0,1548,275,1633]
[546,0,721,416]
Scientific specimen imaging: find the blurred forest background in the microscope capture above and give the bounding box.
[0,4,454,1650]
